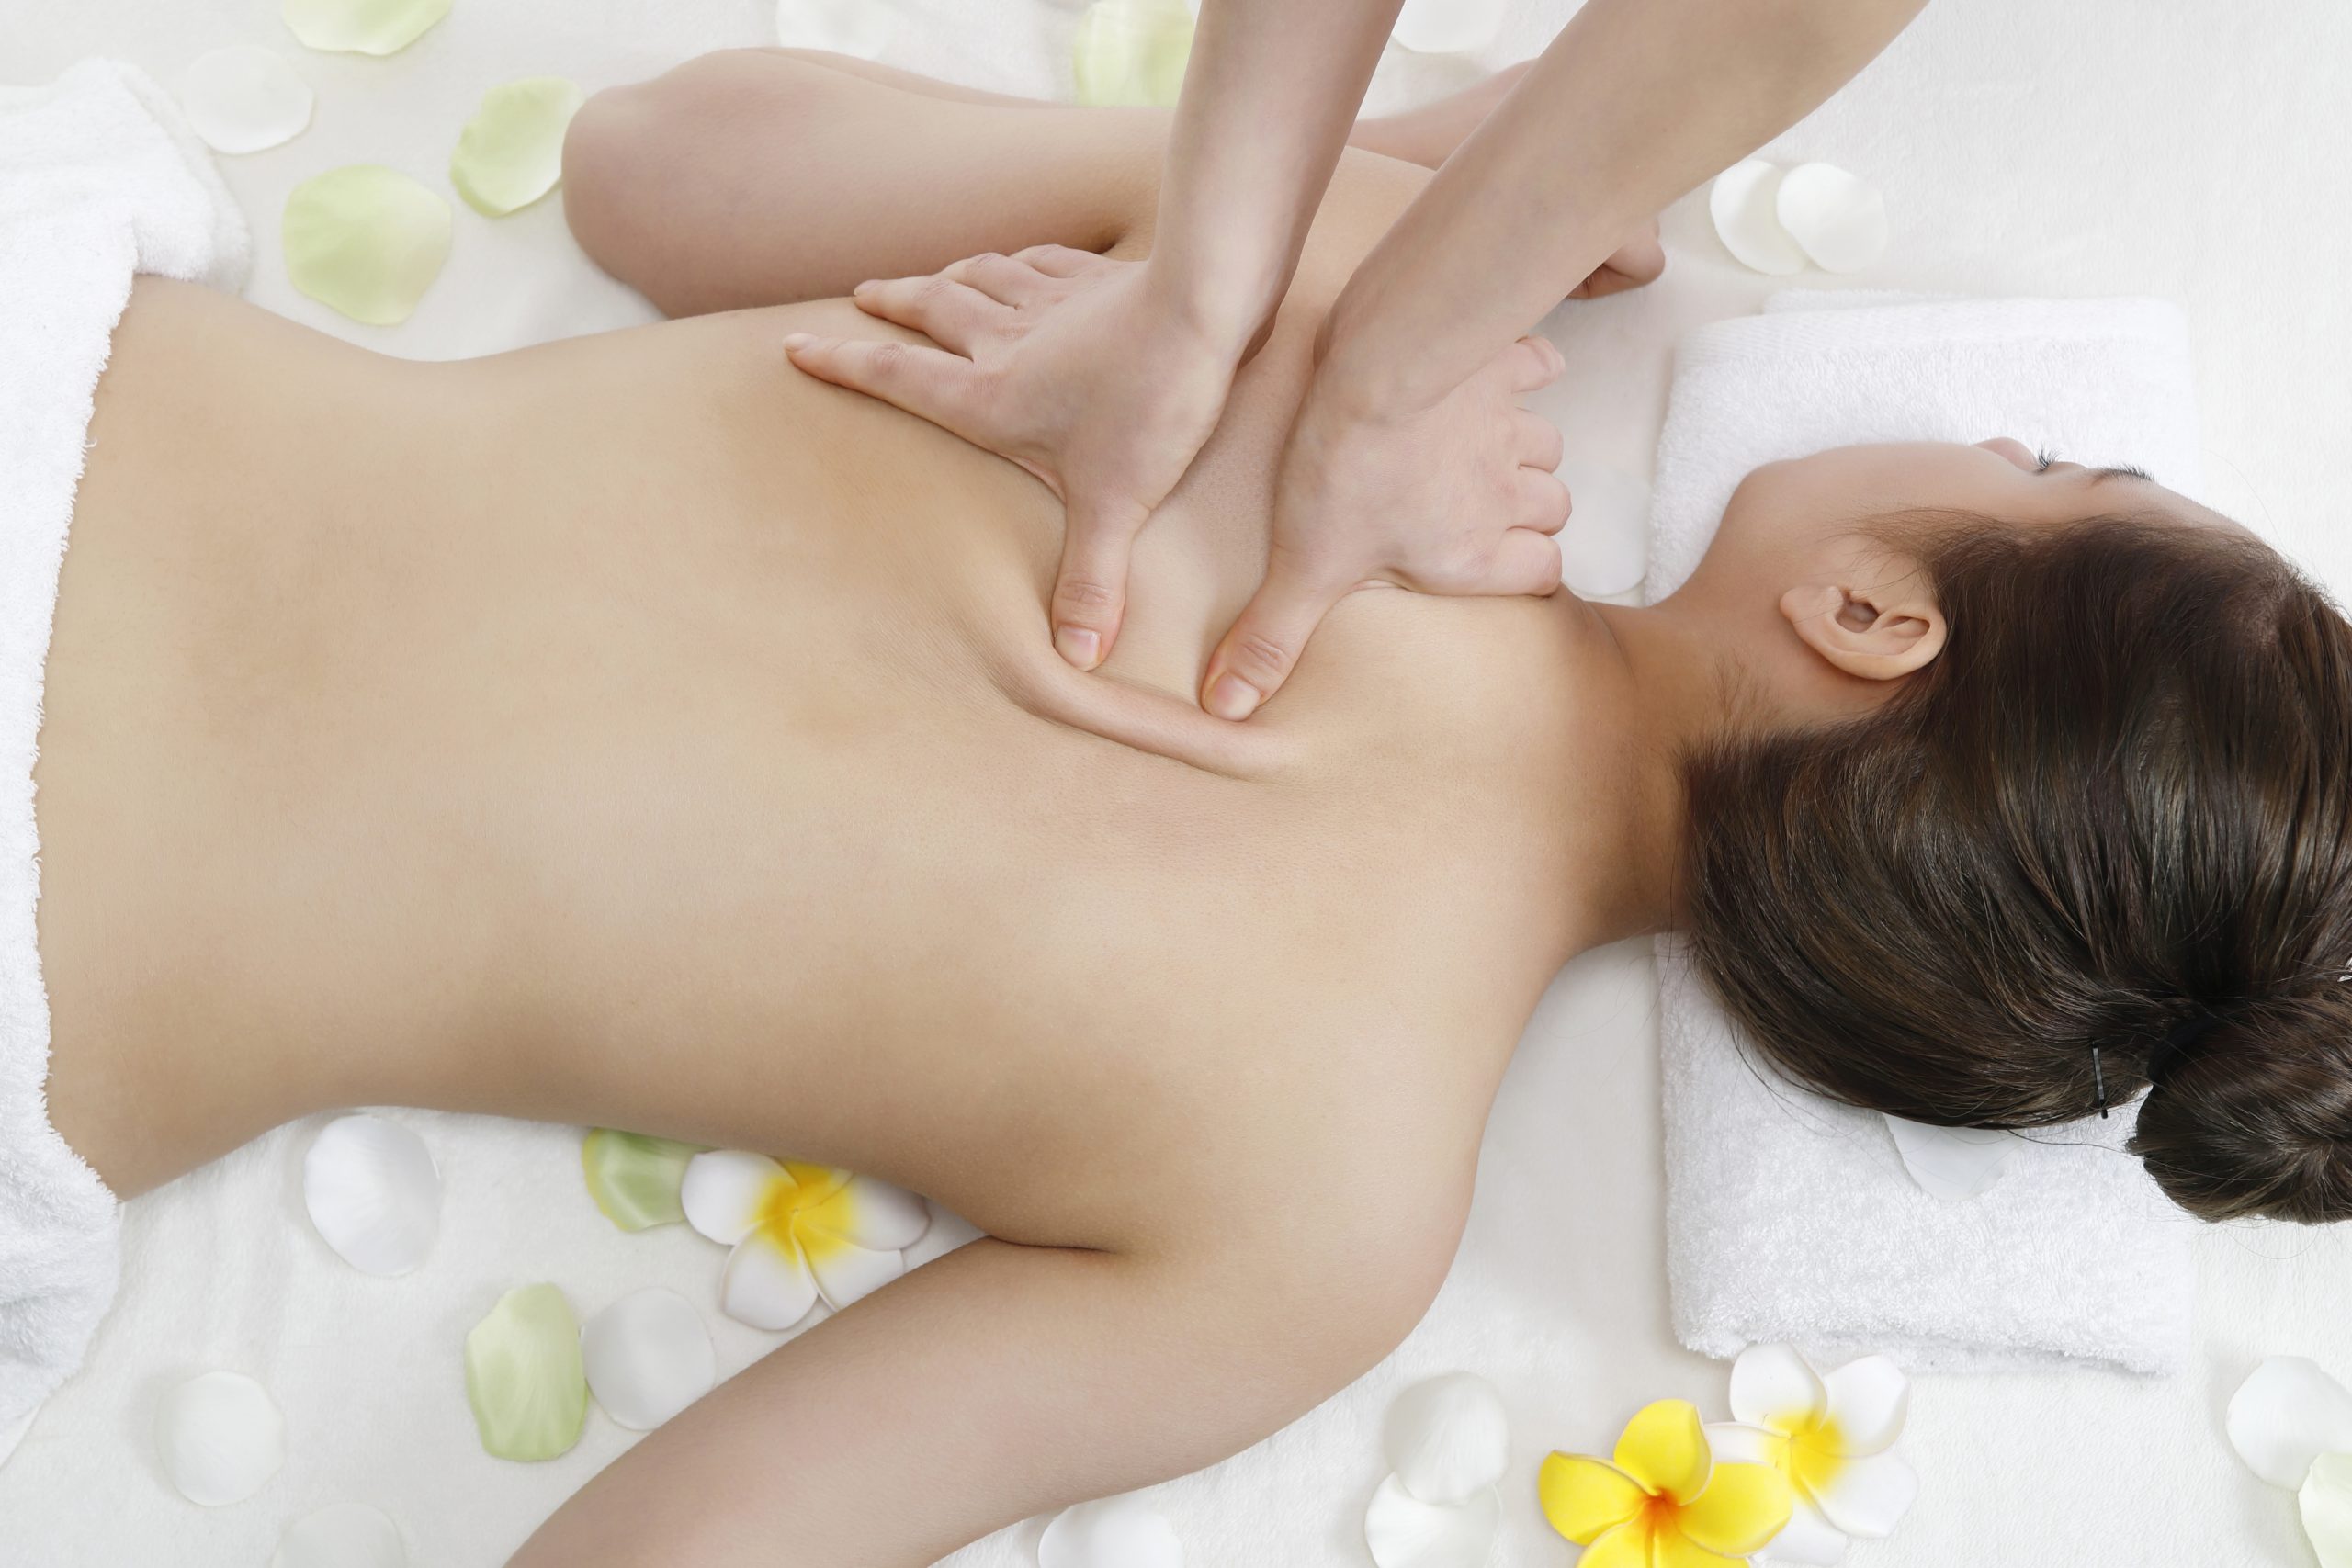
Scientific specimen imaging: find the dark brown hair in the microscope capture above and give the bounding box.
[1682,510,2352,1223]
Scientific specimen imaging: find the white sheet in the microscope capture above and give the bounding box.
[3,3,2348,1564]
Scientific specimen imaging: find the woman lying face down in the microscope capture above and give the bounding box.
[21,46,2346,1568]
[1677,437,2352,1225]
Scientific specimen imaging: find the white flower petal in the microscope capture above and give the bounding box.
[834,1177,931,1252]
[1774,162,1890,275]
[1039,1492,1184,1568]
[156,1371,286,1506]
[449,77,586,218]
[179,46,312,155]
[1554,459,1650,601]
[1818,1355,1908,1456]
[681,1150,787,1246]
[582,1287,718,1431]
[2229,1356,2352,1489]
[1709,160,1807,276]
[1806,1449,1917,1540]
[1385,1372,1510,1506]
[1363,1475,1499,1568]
[1882,1113,2016,1201]
[1755,1492,1850,1565]
[775,0,896,56]
[1391,0,1510,55]
[1730,1343,1829,1433]
[802,1224,908,1311]
[283,0,452,56]
[273,1501,405,1568]
[1702,1420,1783,1468]
[721,1231,820,1331]
[302,1113,440,1276]
[2301,1452,2352,1568]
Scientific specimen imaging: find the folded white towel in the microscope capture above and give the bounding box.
[0,57,248,1464]
[1646,292,2206,1377]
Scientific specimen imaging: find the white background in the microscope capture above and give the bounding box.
[3,2,2349,1565]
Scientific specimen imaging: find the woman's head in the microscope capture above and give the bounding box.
[1674,439,2352,1224]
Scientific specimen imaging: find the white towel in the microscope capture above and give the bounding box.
[0,57,248,1465]
[1646,292,2207,1377]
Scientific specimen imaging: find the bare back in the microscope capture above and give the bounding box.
[34,102,1604,1265]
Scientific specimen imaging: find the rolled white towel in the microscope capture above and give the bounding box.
[0,57,249,1461]
[1647,291,2204,1376]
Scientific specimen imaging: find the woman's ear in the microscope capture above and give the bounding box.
[1778,549,1947,680]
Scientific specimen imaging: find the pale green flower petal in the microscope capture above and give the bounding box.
[1072,0,1194,107]
[449,77,586,218]
[283,0,453,56]
[273,1502,405,1568]
[464,1284,588,1462]
[2302,1452,2352,1568]
[581,1128,707,1231]
[283,165,451,326]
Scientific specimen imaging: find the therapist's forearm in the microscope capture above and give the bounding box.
[1148,0,1408,352]
[1316,0,1928,415]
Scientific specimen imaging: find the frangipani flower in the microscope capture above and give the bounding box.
[1702,1344,1918,1563]
[2228,1356,2352,1567]
[680,1151,930,1330]
[1539,1397,1792,1566]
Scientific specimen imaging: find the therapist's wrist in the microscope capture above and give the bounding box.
[1142,254,1283,366]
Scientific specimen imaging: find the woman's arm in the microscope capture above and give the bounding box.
[508,1227,1456,1566]
[1199,0,1929,716]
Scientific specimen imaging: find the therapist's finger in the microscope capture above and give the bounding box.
[1501,333,1566,393]
[944,251,1054,309]
[1487,527,1565,596]
[1514,410,1565,472]
[851,276,1006,355]
[1200,550,1351,722]
[1050,496,1147,671]
[783,332,985,435]
[1515,468,1573,535]
[1012,243,1097,278]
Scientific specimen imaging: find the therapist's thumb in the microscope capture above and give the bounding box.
[1050,496,1147,671]
[1202,552,1347,721]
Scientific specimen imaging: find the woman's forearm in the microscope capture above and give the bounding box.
[1148,0,1407,352]
[1315,0,1928,416]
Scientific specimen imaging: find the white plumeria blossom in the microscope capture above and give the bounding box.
[1702,1344,1917,1564]
[680,1151,930,1330]
[1881,1113,2018,1201]
[2229,1355,2352,1489]
[1363,1474,1500,1568]
[2228,1358,2352,1568]
[1038,1491,1183,1568]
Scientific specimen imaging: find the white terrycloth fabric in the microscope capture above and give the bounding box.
[1647,292,2207,1376]
[0,58,249,1462]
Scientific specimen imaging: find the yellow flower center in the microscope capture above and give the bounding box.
[752,1164,857,1258]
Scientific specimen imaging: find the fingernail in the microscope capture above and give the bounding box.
[852,280,876,297]
[1205,672,1262,720]
[1055,625,1101,669]
[782,333,814,352]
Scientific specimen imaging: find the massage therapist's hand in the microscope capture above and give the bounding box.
[1198,332,1572,721]
[784,246,1245,671]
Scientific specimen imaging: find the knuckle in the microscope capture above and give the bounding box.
[1228,631,1293,678]
[1056,576,1117,613]
[866,340,910,378]
[912,276,956,310]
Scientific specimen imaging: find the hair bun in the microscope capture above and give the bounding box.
[2129,985,2352,1224]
